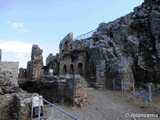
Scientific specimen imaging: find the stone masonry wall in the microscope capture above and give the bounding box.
[59,33,73,54]
[19,75,87,106]
[31,45,43,80]
[59,52,89,77]
[18,67,27,78]
[0,62,19,93]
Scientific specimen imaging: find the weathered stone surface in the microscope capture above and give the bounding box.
[19,75,87,106]
[0,87,4,94]
[0,62,19,93]
[19,67,27,78]
[46,53,54,66]
[22,0,160,90]
[10,91,32,120]
[26,61,31,79]
[31,45,43,80]
[59,33,73,54]
[45,53,59,75]
[59,51,89,77]
[150,10,160,59]
[0,89,32,120]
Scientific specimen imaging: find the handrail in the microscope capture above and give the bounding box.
[31,93,80,120]
[73,29,97,41]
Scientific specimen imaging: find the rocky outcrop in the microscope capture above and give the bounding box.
[84,0,160,89]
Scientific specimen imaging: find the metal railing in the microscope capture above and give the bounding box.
[73,29,97,41]
[31,93,79,120]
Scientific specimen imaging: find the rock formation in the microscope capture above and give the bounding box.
[43,0,160,90]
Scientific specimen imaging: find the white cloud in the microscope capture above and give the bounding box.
[0,41,32,53]
[11,22,23,29]
[0,40,32,68]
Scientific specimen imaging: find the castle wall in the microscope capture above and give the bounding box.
[0,62,19,92]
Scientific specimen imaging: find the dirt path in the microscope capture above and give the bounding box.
[42,88,160,120]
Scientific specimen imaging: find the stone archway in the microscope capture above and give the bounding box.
[63,65,67,75]
[78,62,83,76]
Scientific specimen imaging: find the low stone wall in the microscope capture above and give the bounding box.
[10,90,32,120]
[19,75,87,106]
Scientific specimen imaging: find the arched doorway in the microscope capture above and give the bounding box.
[78,63,83,76]
[70,64,74,75]
[63,65,67,75]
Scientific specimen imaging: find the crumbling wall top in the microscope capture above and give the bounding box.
[31,45,43,60]
[59,33,73,54]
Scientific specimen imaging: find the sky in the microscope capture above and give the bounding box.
[0,0,144,68]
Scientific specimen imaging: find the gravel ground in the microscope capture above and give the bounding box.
[41,88,160,120]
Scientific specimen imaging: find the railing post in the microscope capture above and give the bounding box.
[148,83,152,107]
[132,81,135,97]
[31,93,79,120]
[31,94,34,118]
[73,72,75,107]
[121,79,124,94]
[51,106,54,120]
[113,78,115,91]
[38,96,42,120]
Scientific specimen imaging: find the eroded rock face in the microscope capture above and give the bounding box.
[85,0,160,89]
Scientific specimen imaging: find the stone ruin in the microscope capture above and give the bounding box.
[19,0,160,97]
[1,0,160,119]
[19,44,88,107]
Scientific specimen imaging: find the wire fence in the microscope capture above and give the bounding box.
[112,80,153,106]
[73,29,97,41]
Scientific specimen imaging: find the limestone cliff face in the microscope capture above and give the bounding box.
[63,0,160,90]
[92,0,160,87]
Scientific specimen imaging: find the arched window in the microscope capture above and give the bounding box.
[78,63,83,76]
[63,65,67,75]
[70,64,74,74]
